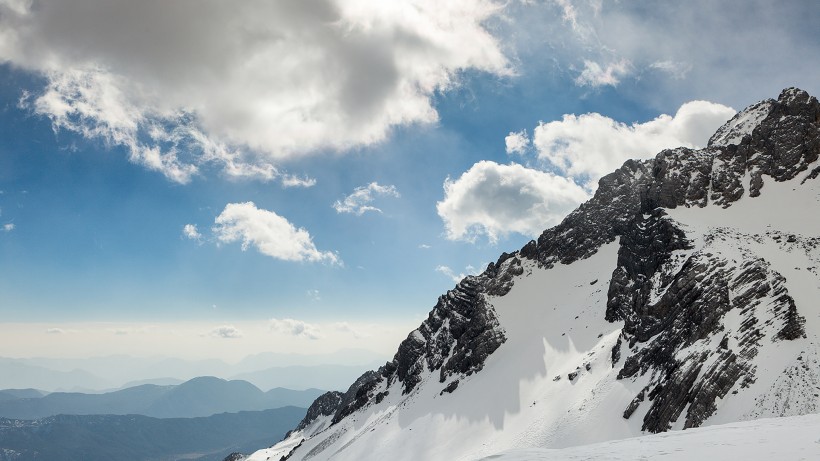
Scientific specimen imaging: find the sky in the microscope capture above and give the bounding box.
[1,0,819,362]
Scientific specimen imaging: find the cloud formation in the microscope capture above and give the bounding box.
[532,100,736,186]
[2,0,509,182]
[281,174,317,189]
[334,322,366,339]
[435,264,483,283]
[436,161,589,243]
[269,318,322,340]
[182,224,202,241]
[505,130,530,155]
[574,59,631,88]
[333,182,400,215]
[213,202,339,264]
[209,325,243,339]
[2,223,13,232]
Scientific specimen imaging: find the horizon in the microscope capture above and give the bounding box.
[2,1,820,380]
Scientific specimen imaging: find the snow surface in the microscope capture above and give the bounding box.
[480,413,820,461]
[709,101,772,147]
[249,152,820,461]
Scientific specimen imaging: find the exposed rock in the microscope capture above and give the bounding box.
[286,88,820,447]
[440,380,459,395]
[293,391,343,432]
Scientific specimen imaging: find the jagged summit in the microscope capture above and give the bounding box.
[248,88,820,461]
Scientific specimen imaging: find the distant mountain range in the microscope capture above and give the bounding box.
[0,349,387,392]
[0,407,304,461]
[0,376,324,420]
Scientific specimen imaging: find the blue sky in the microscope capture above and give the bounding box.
[1,0,819,360]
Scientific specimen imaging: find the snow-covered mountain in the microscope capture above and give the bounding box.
[247,88,820,461]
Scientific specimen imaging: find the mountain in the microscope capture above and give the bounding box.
[231,363,384,392]
[1,352,386,392]
[0,407,305,461]
[0,358,113,391]
[246,88,820,461]
[0,377,324,420]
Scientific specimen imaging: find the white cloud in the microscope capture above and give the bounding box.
[532,100,736,186]
[3,0,509,181]
[208,325,243,339]
[182,224,202,241]
[213,202,339,264]
[505,129,530,155]
[307,289,321,301]
[334,321,367,339]
[281,174,317,188]
[45,328,66,334]
[435,264,484,283]
[418,244,432,249]
[3,223,14,232]
[649,60,693,80]
[269,318,322,340]
[574,59,632,88]
[436,161,589,243]
[333,182,400,215]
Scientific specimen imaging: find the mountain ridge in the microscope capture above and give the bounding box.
[248,87,820,461]
[0,377,324,420]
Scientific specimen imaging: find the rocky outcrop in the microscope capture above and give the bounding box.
[293,391,343,432]
[289,87,819,440]
[607,88,817,432]
[326,275,507,424]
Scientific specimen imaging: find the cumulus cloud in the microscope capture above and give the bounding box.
[333,182,400,215]
[213,202,339,264]
[436,161,589,242]
[532,100,736,186]
[574,59,632,88]
[182,224,202,241]
[269,318,322,340]
[2,223,13,232]
[209,325,243,339]
[2,0,509,181]
[505,130,530,155]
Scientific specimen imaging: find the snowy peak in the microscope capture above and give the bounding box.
[250,88,820,461]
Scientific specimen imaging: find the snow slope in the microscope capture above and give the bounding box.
[482,413,820,461]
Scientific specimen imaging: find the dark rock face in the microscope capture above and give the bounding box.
[294,391,343,432]
[520,158,653,268]
[607,88,817,432]
[291,87,819,439]
[332,370,384,424]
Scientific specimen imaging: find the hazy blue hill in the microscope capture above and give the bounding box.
[0,407,305,461]
[0,378,324,420]
[0,384,173,419]
[0,358,112,391]
[0,389,46,399]
[119,377,184,388]
[265,387,327,408]
[232,364,379,391]
[143,377,268,418]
